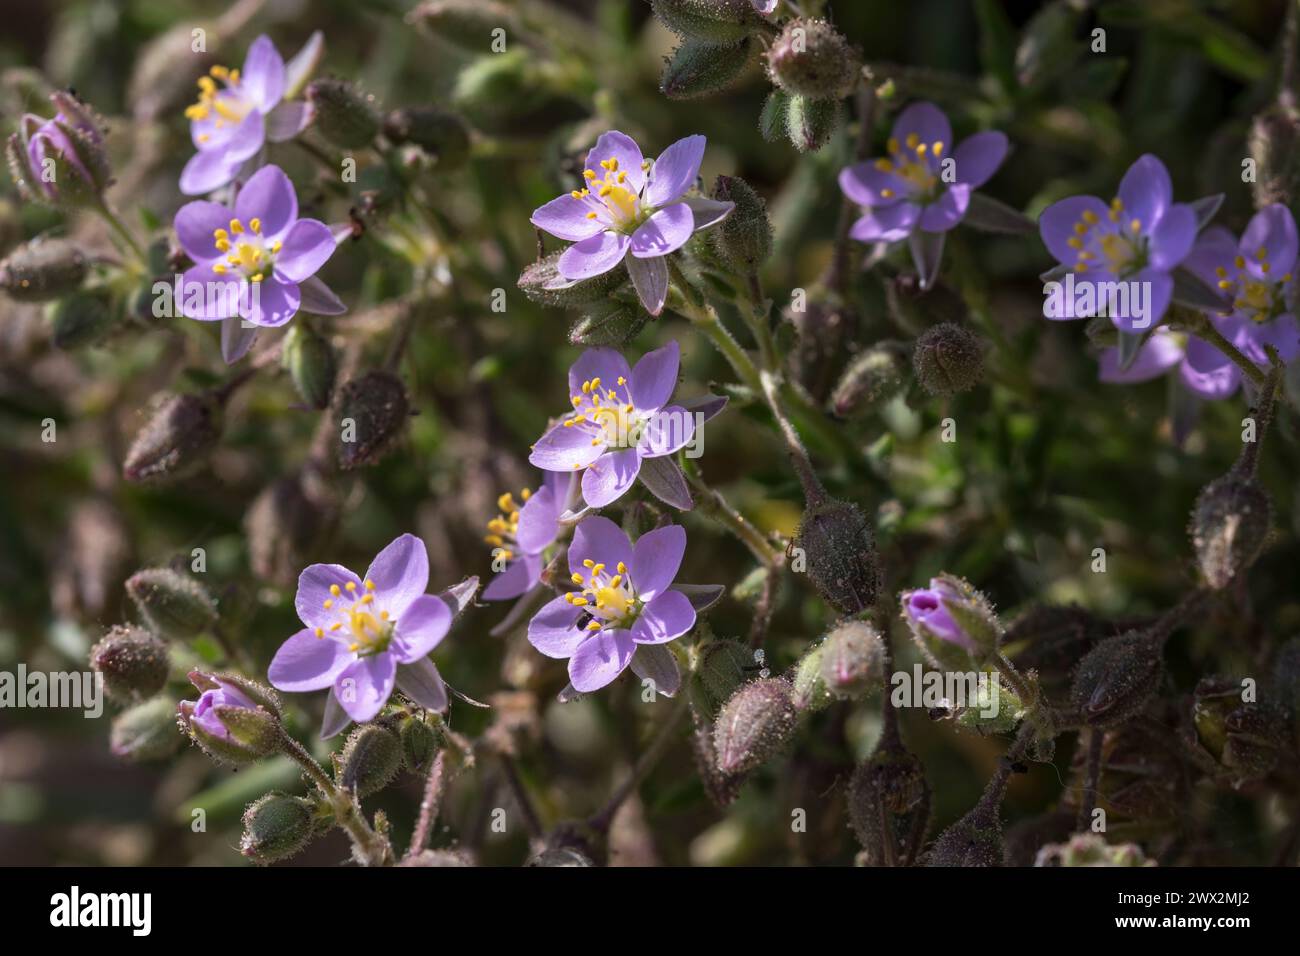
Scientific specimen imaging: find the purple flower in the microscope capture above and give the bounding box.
[527,516,697,693]
[752,0,778,12]
[482,472,575,601]
[902,580,975,652]
[268,533,453,735]
[839,101,1008,287]
[1039,154,1197,332]
[13,92,107,205]
[529,130,733,315]
[528,340,701,509]
[173,164,344,362]
[179,673,260,740]
[180,34,316,196]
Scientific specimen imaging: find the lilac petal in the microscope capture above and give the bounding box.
[558,231,630,280]
[234,165,298,240]
[1180,335,1241,399]
[631,590,695,645]
[284,31,325,100]
[1251,313,1300,363]
[629,340,680,410]
[569,515,634,577]
[529,420,606,472]
[179,147,245,196]
[629,523,686,600]
[528,595,586,658]
[482,554,543,601]
[849,202,919,243]
[627,254,669,315]
[568,347,635,402]
[320,693,351,738]
[838,162,908,207]
[393,594,452,661]
[223,110,268,164]
[242,276,300,328]
[334,654,397,722]
[630,643,681,696]
[365,533,430,618]
[568,629,635,692]
[1182,226,1238,289]
[638,455,693,510]
[298,275,346,315]
[241,35,287,112]
[645,134,706,207]
[178,264,242,320]
[752,0,778,13]
[638,404,696,457]
[532,194,607,242]
[395,657,448,711]
[890,102,952,172]
[1241,203,1299,278]
[1117,154,1172,230]
[221,317,258,364]
[678,392,727,422]
[266,101,310,142]
[581,447,642,508]
[1098,331,1184,383]
[630,202,694,258]
[586,131,646,195]
[918,183,971,233]
[1147,204,1196,272]
[268,627,352,691]
[296,563,362,629]
[275,218,336,282]
[515,485,561,554]
[1109,269,1172,333]
[909,229,946,289]
[175,200,236,261]
[682,196,733,231]
[1039,195,1107,264]
[952,131,1008,188]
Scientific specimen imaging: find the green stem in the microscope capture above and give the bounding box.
[1179,309,1267,387]
[94,203,147,268]
[681,457,783,568]
[279,730,392,866]
[680,297,765,394]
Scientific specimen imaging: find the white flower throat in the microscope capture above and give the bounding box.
[565,559,641,632]
[314,579,394,656]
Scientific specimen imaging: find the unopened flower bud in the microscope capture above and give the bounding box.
[766,18,861,100]
[819,620,886,699]
[568,300,651,347]
[796,497,881,615]
[785,93,841,152]
[849,742,931,865]
[902,574,1001,670]
[651,0,765,43]
[7,91,110,208]
[399,714,442,774]
[90,625,169,702]
[712,677,797,775]
[518,250,626,308]
[282,323,337,410]
[927,802,1003,867]
[791,642,833,713]
[245,470,338,588]
[409,0,528,51]
[690,638,754,718]
[1070,630,1162,728]
[179,670,282,765]
[1249,105,1300,208]
[913,322,986,396]
[126,567,218,640]
[338,723,403,798]
[711,174,769,271]
[306,78,381,150]
[660,37,754,101]
[759,88,790,142]
[0,238,87,301]
[49,290,114,349]
[383,107,471,171]
[1190,473,1271,590]
[829,342,910,418]
[122,392,223,484]
[336,370,409,470]
[240,792,318,864]
[110,696,182,762]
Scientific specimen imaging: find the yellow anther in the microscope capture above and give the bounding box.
[380,610,389,621]
[198,76,217,94]
[330,584,341,596]
[212,264,228,274]
[1076,262,1089,273]
[1235,256,1246,269]
[586,212,597,219]
[229,219,244,234]
[210,65,229,80]
[484,534,503,547]
[1074,223,1087,236]
[1215,266,1227,278]
[1067,238,1082,250]
[572,573,585,584]
[587,621,602,630]
[215,239,230,252]
[905,133,919,149]
[1129,219,1141,233]
[932,141,944,156]
[571,190,583,199]
[874,159,893,173]
[361,594,374,604]
[1256,247,1268,260]
[584,559,595,568]
[249,218,261,234]
[330,623,342,631]
[250,273,264,283]
[584,169,596,179]
[1218,280,1234,290]
[314,627,324,638]
[1110,197,1123,210]
[1082,211,1098,225]
[880,188,894,198]
[916,143,928,156]
[345,581,357,592]
[571,597,589,606]
[616,562,627,574]
[1262,262,1271,273]
[324,599,334,609]
[887,137,899,153]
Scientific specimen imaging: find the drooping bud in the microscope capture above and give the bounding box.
[48,290,114,349]
[660,37,754,100]
[336,370,409,470]
[240,793,318,864]
[7,91,111,208]
[829,342,910,418]
[122,392,223,484]
[178,670,283,765]
[383,107,471,171]
[125,567,218,640]
[0,238,87,301]
[568,300,651,347]
[766,19,861,100]
[711,175,770,272]
[819,620,886,699]
[912,322,986,396]
[927,801,1003,867]
[90,625,169,702]
[1249,105,1300,208]
[1070,630,1162,728]
[795,497,881,615]
[245,469,339,588]
[791,642,833,713]
[518,250,627,308]
[651,0,766,43]
[282,323,337,410]
[110,696,183,762]
[849,742,932,865]
[1189,473,1271,590]
[785,94,842,152]
[689,639,754,718]
[1034,832,1155,867]
[758,88,790,142]
[305,78,381,149]
[713,677,798,775]
[399,714,442,774]
[338,723,403,798]
[901,574,1001,670]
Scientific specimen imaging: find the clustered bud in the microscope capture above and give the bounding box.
[125,567,218,640]
[796,498,881,615]
[90,625,169,702]
[178,670,283,765]
[912,322,986,397]
[338,723,403,798]
[713,677,797,775]
[240,792,319,864]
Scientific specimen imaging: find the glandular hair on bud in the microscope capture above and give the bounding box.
[713,677,798,775]
[661,37,754,101]
[338,723,403,798]
[126,567,218,640]
[791,643,832,713]
[830,342,910,418]
[110,696,182,762]
[122,392,223,484]
[690,639,753,718]
[849,744,931,865]
[651,0,765,44]
[1190,473,1271,590]
[49,291,114,349]
[518,250,627,308]
[240,793,317,864]
[282,323,337,410]
[383,107,471,171]
[711,175,771,271]
[796,498,881,616]
[336,370,409,470]
[0,238,87,301]
[399,714,442,774]
[786,94,842,152]
[926,803,1003,867]
[91,625,169,702]
[1070,630,1162,728]
[306,78,381,149]
[568,300,650,348]
[766,18,861,100]
[913,322,986,397]
[819,620,885,699]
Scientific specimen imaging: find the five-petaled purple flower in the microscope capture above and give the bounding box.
[180,34,315,196]
[901,580,975,652]
[529,130,733,315]
[482,472,574,601]
[527,517,696,693]
[268,533,453,736]
[529,341,698,509]
[839,101,1008,287]
[1040,154,1197,332]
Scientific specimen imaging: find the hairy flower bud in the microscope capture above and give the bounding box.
[796,497,881,615]
[399,714,442,774]
[1190,473,1271,590]
[110,696,182,762]
[759,88,790,142]
[690,638,754,718]
[245,470,339,588]
[126,567,218,640]
[819,620,886,699]
[661,37,754,100]
[282,323,337,410]
[902,574,1001,670]
[849,742,931,865]
[518,250,627,308]
[306,78,381,149]
[122,392,223,484]
[927,802,1003,867]
[785,94,841,152]
[0,238,87,301]
[912,322,986,396]
[1035,832,1154,867]
[338,723,403,798]
[7,91,111,208]
[766,18,861,100]
[179,670,282,765]
[791,642,833,713]
[652,0,765,43]
[90,625,169,702]
[830,342,910,418]
[336,370,409,470]
[568,300,651,347]
[240,793,318,864]
[711,174,771,271]
[713,677,798,775]
[1070,630,1162,728]
[383,107,471,171]
[48,290,114,349]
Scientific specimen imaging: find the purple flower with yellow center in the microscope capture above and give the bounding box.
[838,101,1008,288]
[180,34,317,196]
[174,164,344,362]
[529,130,733,315]
[482,471,575,601]
[528,517,698,694]
[1039,154,1197,333]
[268,533,453,736]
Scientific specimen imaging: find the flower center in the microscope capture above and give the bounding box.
[876,133,945,202]
[566,559,640,631]
[562,375,644,453]
[573,154,653,234]
[1213,248,1291,323]
[1066,198,1148,278]
[209,217,280,282]
[185,66,253,140]
[484,488,532,561]
[314,579,394,656]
